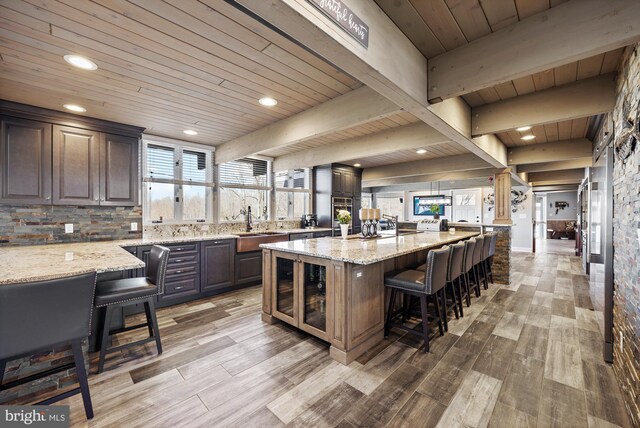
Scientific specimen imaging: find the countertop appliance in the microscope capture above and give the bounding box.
[301,214,318,228]
[417,218,449,232]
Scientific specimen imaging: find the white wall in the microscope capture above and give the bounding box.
[546,191,578,221]
[481,186,494,224]
[511,186,534,252]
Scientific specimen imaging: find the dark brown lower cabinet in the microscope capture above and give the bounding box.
[235,251,263,285]
[201,239,235,291]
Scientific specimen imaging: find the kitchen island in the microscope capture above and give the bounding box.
[260,230,478,364]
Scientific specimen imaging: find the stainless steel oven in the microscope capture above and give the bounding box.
[331,197,353,236]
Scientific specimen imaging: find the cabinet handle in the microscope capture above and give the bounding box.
[45,196,51,200]
[176,247,183,251]
[175,286,184,290]
[175,259,183,263]
[175,270,182,274]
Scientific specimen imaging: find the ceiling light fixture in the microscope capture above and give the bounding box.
[258,97,277,107]
[521,135,536,141]
[63,54,98,70]
[416,149,427,154]
[183,130,198,136]
[63,104,86,113]
[516,126,532,132]
[353,163,361,167]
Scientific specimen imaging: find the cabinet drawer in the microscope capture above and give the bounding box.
[168,253,199,265]
[290,232,314,241]
[164,275,199,297]
[166,263,198,277]
[166,243,198,254]
[313,231,332,238]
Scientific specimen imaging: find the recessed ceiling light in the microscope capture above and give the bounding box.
[353,163,361,167]
[183,130,198,136]
[63,54,98,70]
[258,97,277,107]
[63,104,86,113]
[516,126,532,132]
[416,149,427,154]
[521,135,536,141]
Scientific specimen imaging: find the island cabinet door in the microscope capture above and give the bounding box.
[271,252,299,327]
[297,255,332,341]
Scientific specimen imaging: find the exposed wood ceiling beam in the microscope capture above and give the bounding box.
[363,168,503,190]
[273,122,447,171]
[507,139,592,165]
[214,86,401,164]
[533,184,581,192]
[229,0,509,169]
[517,158,593,173]
[529,168,585,186]
[472,74,616,136]
[363,154,489,182]
[428,0,640,101]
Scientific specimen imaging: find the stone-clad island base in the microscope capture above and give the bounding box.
[260,231,482,364]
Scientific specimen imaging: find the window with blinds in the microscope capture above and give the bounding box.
[218,157,273,222]
[142,138,214,224]
[275,168,311,220]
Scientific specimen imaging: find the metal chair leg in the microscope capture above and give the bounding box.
[434,291,445,336]
[456,277,465,317]
[72,340,94,420]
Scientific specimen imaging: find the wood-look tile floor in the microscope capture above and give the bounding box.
[60,252,632,427]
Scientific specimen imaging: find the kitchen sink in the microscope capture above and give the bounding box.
[236,232,288,253]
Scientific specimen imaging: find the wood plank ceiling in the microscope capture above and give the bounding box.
[374,0,624,150]
[0,0,361,145]
[345,141,468,169]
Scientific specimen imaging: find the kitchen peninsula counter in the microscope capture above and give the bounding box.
[260,231,479,364]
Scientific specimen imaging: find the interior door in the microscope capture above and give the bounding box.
[451,189,481,223]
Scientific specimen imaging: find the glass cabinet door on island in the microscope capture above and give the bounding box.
[298,256,331,340]
[272,253,298,326]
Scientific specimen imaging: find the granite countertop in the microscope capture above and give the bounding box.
[0,228,334,285]
[260,230,479,265]
[0,241,145,285]
[448,222,512,227]
[112,227,333,247]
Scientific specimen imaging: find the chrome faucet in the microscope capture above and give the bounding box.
[382,214,399,236]
[246,206,253,232]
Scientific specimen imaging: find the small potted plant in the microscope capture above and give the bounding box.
[337,209,352,239]
[430,203,441,219]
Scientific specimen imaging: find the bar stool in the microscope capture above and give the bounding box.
[384,246,450,352]
[486,232,498,283]
[462,238,480,302]
[415,242,466,326]
[95,245,170,373]
[482,232,496,288]
[473,235,487,291]
[0,272,97,420]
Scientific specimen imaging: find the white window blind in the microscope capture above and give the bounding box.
[275,168,308,189]
[219,157,271,188]
[146,144,175,180]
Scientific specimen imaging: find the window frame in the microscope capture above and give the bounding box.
[217,156,274,223]
[142,136,214,225]
[274,168,313,220]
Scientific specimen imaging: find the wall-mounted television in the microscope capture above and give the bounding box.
[413,195,451,216]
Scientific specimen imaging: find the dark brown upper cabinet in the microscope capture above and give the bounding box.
[0,116,52,205]
[0,101,143,207]
[100,133,138,206]
[53,125,100,205]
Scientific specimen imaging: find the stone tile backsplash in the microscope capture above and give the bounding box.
[0,205,142,246]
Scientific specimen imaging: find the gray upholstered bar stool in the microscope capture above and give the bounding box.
[94,245,170,373]
[415,241,466,325]
[383,246,450,352]
[485,232,498,284]
[462,238,480,303]
[472,235,487,291]
[0,272,97,420]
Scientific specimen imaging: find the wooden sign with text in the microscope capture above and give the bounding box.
[306,0,369,48]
